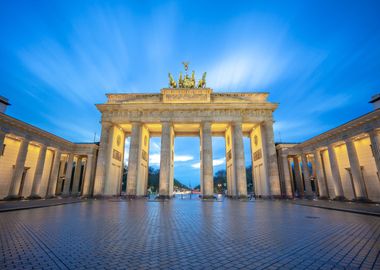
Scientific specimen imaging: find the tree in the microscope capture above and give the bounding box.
[146,167,189,192]
[246,165,254,193]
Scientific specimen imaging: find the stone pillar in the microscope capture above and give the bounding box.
[62,154,74,196]
[159,121,172,199]
[82,154,94,197]
[0,130,6,155]
[201,121,214,199]
[292,156,304,197]
[369,130,380,175]
[93,122,112,196]
[71,157,83,196]
[301,153,313,198]
[232,122,247,198]
[262,120,281,197]
[126,122,142,196]
[281,154,293,198]
[29,144,47,199]
[6,138,30,200]
[345,139,368,201]
[46,149,62,198]
[327,144,345,200]
[117,132,126,196]
[313,149,328,199]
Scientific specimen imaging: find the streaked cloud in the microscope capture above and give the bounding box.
[191,157,226,169]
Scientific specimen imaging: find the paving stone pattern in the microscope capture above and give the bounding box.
[0,199,379,269]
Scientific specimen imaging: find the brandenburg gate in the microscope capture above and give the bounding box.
[93,66,281,199]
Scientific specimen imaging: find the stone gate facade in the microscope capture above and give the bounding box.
[94,88,281,199]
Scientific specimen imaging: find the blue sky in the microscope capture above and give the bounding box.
[1,0,380,186]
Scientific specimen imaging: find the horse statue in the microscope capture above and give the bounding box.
[190,71,196,88]
[178,72,184,88]
[168,73,177,88]
[198,72,207,88]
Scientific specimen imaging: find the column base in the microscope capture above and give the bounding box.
[333,196,347,201]
[317,196,329,200]
[238,195,248,201]
[353,197,372,203]
[4,195,22,201]
[155,195,171,200]
[201,195,216,200]
[27,194,42,200]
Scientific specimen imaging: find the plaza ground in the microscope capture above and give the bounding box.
[0,199,379,269]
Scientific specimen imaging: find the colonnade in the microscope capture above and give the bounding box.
[0,130,96,200]
[278,129,380,202]
[94,119,281,199]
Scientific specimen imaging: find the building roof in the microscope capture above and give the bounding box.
[0,96,10,105]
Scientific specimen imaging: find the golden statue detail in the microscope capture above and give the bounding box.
[182,61,189,71]
[168,73,177,88]
[198,72,207,88]
[178,72,184,88]
[168,63,206,89]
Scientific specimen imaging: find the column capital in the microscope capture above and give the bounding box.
[281,153,289,158]
[231,121,242,126]
[327,143,336,150]
[368,129,380,136]
[344,137,356,143]
[262,119,274,124]
[19,137,31,144]
[201,121,212,130]
[101,121,113,128]
[38,144,48,150]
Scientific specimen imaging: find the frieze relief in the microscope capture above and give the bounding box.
[102,108,273,122]
[162,88,212,103]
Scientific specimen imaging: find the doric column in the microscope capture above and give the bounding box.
[46,149,62,198]
[313,149,328,199]
[232,122,247,198]
[93,122,113,196]
[301,153,313,197]
[159,121,172,198]
[126,122,142,196]
[82,154,94,197]
[71,157,83,196]
[262,120,281,197]
[369,130,380,174]
[281,154,293,198]
[345,139,368,201]
[117,132,126,196]
[62,154,74,196]
[327,144,345,200]
[0,130,6,155]
[29,144,47,199]
[292,156,304,197]
[201,121,214,199]
[6,138,30,199]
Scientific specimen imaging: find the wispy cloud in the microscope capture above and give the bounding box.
[191,157,226,169]
[149,154,194,165]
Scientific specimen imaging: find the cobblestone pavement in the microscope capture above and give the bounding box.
[0,198,85,212]
[290,199,380,217]
[0,199,379,270]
